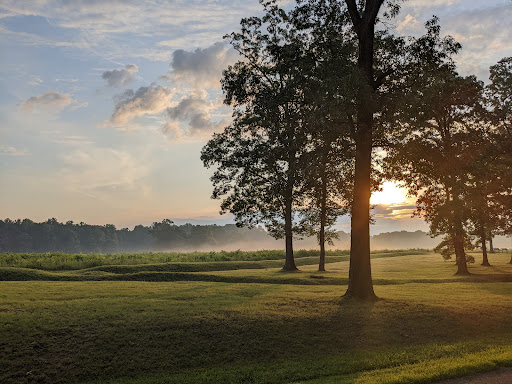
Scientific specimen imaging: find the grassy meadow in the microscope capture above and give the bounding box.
[0,250,511,384]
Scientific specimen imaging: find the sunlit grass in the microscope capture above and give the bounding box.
[0,251,510,383]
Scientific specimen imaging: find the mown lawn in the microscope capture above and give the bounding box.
[0,251,511,384]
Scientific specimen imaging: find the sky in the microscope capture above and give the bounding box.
[0,0,511,234]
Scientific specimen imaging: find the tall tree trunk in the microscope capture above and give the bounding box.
[343,0,382,301]
[489,237,494,253]
[346,121,376,299]
[453,220,469,275]
[319,165,327,272]
[283,196,297,271]
[319,225,326,271]
[283,147,297,271]
[480,228,490,266]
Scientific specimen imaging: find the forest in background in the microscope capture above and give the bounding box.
[1,218,509,254]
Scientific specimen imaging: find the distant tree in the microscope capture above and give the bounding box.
[149,219,184,250]
[102,224,119,253]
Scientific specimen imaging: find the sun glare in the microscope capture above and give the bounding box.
[370,181,409,205]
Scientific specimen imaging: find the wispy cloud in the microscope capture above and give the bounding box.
[396,1,512,81]
[0,1,263,61]
[59,145,150,199]
[0,145,29,156]
[53,135,95,146]
[28,75,43,86]
[20,90,76,113]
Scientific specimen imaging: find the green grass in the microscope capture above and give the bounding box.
[0,251,510,384]
[0,249,429,271]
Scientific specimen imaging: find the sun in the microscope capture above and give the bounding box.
[370,181,409,205]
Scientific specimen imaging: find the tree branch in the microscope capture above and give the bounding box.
[373,68,394,90]
[344,0,361,34]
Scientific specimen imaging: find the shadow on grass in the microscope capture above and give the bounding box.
[2,293,508,384]
[1,266,510,286]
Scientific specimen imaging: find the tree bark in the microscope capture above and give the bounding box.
[489,237,494,253]
[319,227,326,271]
[345,120,376,299]
[480,229,490,266]
[343,0,381,301]
[319,165,327,272]
[453,219,469,275]
[283,196,297,271]
[283,146,297,271]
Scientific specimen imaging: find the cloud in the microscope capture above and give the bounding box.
[59,145,150,198]
[0,145,29,156]
[0,1,263,61]
[397,2,512,82]
[53,135,94,146]
[28,75,43,86]
[406,0,461,6]
[109,84,174,125]
[102,64,139,87]
[164,90,228,137]
[164,41,239,89]
[441,4,512,80]
[161,121,184,140]
[397,14,420,33]
[373,204,418,220]
[21,90,75,112]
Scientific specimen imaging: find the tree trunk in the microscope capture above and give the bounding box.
[319,228,326,272]
[283,147,297,271]
[489,237,494,253]
[319,166,327,272]
[480,229,490,266]
[283,198,297,271]
[345,121,376,299]
[343,0,381,301]
[453,221,469,275]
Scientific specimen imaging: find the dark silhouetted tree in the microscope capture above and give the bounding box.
[201,3,315,271]
[387,43,484,275]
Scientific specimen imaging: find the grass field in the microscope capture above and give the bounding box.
[1,250,511,384]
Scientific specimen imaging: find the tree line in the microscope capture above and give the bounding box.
[0,218,271,253]
[201,0,512,299]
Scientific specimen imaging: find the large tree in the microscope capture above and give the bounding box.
[201,4,313,270]
[291,0,403,299]
[341,0,387,300]
[387,58,484,275]
[485,57,512,238]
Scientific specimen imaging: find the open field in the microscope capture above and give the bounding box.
[1,250,511,384]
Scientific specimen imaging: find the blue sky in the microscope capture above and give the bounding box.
[1,0,511,233]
